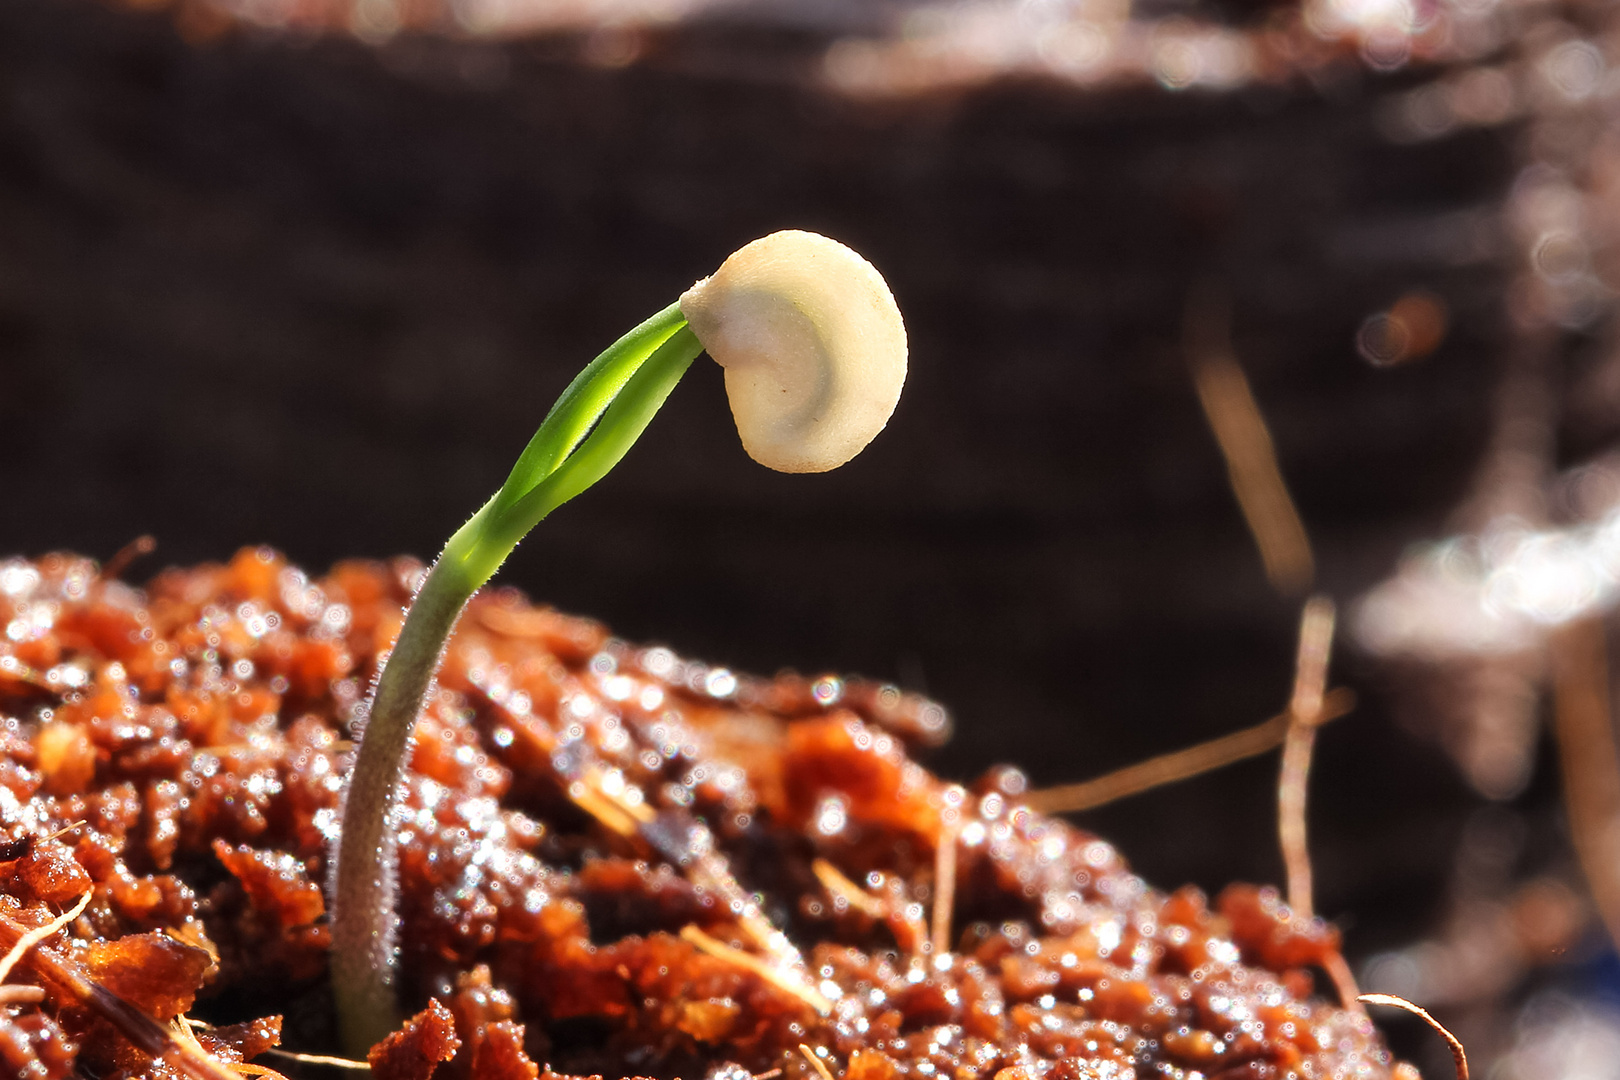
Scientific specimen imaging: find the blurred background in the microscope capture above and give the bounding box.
[4,0,1620,1072]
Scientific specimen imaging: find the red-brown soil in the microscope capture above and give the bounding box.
[0,548,1405,1079]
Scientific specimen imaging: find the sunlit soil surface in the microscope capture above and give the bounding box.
[0,549,1404,1079]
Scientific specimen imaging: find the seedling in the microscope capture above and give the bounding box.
[329,230,908,1055]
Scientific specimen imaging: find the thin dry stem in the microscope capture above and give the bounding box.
[1186,286,1314,597]
[1321,950,1363,1016]
[1549,617,1620,952]
[568,777,649,839]
[930,823,958,957]
[1276,728,1318,915]
[1026,688,1354,814]
[812,859,888,920]
[42,821,87,844]
[798,1045,837,1080]
[261,1048,372,1070]
[1288,597,1335,722]
[183,1017,340,1076]
[1279,597,1336,918]
[0,890,91,984]
[682,842,810,976]
[679,925,833,1015]
[572,737,812,983]
[0,985,44,1004]
[173,1017,292,1080]
[1359,994,1469,1080]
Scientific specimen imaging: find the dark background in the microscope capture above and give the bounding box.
[0,0,1518,1007]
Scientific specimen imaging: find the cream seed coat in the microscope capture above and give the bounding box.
[679,230,908,473]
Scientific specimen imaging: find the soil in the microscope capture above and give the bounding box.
[0,548,1405,1079]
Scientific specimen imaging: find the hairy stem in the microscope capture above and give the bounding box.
[331,555,474,1054]
[329,314,704,1057]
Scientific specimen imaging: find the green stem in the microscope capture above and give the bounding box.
[329,312,704,1057]
[488,304,688,536]
[330,554,472,1054]
[482,326,702,559]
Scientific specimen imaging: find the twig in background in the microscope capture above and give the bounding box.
[1026,688,1354,814]
[1549,617,1620,952]
[930,821,958,957]
[1279,596,1335,918]
[1189,291,1370,1015]
[1186,285,1314,597]
[1360,994,1469,1080]
[1276,597,1362,1012]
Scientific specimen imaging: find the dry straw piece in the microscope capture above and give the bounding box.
[679,925,833,1015]
[1185,284,1314,598]
[1278,595,1336,920]
[798,1044,838,1080]
[0,889,91,985]
[1025,688,1355,814]
[1359,994,1469,1080]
